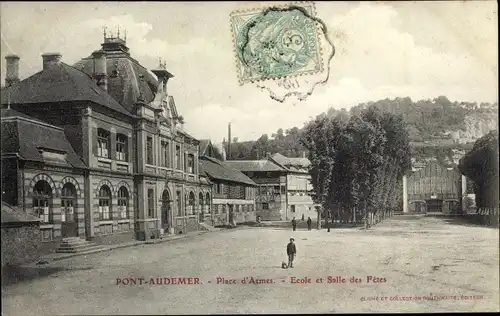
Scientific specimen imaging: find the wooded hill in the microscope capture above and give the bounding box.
[227,96,498,165]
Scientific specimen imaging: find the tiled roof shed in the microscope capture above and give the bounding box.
[200,156,257,186]
[1,109,86,168]
[1,202,41,225]
[224,159,286,172]
[271,153,311,168]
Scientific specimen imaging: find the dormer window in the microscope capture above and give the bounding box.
[97,129,110,158]
[186,154,194,174]
[38,147,67,164]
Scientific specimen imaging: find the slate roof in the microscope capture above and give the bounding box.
[199,156,257,186]
[0,62,131,116]
[74,52,159,114]
[271,153,311,168]
[0,108,49,125]
[1,201,41,224]
[224,159,286,172]
[1,109,86,168]
[199,139,211,156]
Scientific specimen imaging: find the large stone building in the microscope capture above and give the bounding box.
[199,140,257,226]
[225,153,315,221]
[1,33,213,248]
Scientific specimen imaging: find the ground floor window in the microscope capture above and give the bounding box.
[148,189,155,218]
[117,186,129,219]
[33,198,50,223]
[33,180,53,223]
[61,183,77,222]
[98,185,112,220]
[262,202,269,210]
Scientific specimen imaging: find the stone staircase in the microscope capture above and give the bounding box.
[55,237,106,254]
[199,222,221,232]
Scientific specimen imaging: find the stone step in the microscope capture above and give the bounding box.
[57,243,97,250]
[56,245,105,253]
[59,239,89,246]
[62,237,84,242]
[199,222,216,232]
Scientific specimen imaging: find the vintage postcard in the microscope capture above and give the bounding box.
[1,1,498,315]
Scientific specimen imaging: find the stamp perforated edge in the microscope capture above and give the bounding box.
[230,1,324,86]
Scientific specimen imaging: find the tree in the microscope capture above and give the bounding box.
[301,104,411,231]
[459,130,499,209]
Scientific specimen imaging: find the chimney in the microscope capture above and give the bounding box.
[227,122,232,160]
[92,50,107,91]
[302,151,306,158]
[266,152,271,159]
[5,54,20,87]
[42,53,62,70]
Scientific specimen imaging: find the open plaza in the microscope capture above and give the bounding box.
[2,214,498,314]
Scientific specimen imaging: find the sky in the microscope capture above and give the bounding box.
[0,1,498,142]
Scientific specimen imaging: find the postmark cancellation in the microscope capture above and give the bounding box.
[230,2,324,85]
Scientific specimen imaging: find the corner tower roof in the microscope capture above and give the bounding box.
[73,34,173,113]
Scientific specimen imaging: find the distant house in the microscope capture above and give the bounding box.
[268,153,316,220]
[199,140,257,225]
[225,152,315,221]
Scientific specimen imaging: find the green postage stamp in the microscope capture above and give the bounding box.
[230,2,323,85]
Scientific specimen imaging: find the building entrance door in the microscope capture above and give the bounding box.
[414,201,426,213]
[161,190,171,232]
[426,199,443,213]
[228,204,234,224]
[61,206,78,237]
[61,183,78,238]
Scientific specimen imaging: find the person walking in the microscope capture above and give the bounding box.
[286,238,297,268]
[307,216,312,230]
[291,217,297,231]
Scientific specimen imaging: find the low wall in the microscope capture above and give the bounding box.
[1,224,43,266]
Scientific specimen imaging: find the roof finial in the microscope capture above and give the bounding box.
[103,26,107,40]
[117,26,120,38]
[124,29,127,42]
[159,57,162,68]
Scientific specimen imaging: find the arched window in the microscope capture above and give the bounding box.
[61,183,77,222]
[187,191,195,215]
[199,193,204,212]
[117,186,129,219]
[98,185,112,220]
[162,190,170,208]
[33,180,52,223]
[205,193,211,213]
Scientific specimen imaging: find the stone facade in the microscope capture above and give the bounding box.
[1,34,214,247]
